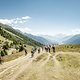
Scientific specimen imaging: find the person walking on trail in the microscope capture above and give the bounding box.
[45,46,48,52]
[34,47,37,52]
[31,50,35,58]
[48,47,50,53]
[38,48,40,53]
[24,49,28,56]
[31,48,35,58]
[52,45,55,53]
[49,45,51,48]
[0,53,2,64]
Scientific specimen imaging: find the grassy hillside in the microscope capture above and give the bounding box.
[3,45,33,62]
[24,33,52,45]
[0,23,43,47]
[56,44,80,52]
[0,23,43,60]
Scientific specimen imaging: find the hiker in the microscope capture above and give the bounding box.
[48,47,50,53]
[24,49,28,56]
[45,46,48,52]
[49,45,51,47]
[41,46,44,51]
[38,48,40,53]
[31,50,35,58]
[0,53,2,64]
[52,45,55,53]
[34,47,37,52]
[31,48,35,58]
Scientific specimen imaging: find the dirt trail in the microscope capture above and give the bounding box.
[53,55,61,70]
[0,51,80,80]
[0,50,45,80]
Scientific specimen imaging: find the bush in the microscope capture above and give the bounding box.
[0,51,5,57]
[67,46,69,48]
[19,46,24,52]
[71,46,73,48]
[3,41,9,49]
[3,45,9,49]
[4,49,8,55]
[10,43,13,47]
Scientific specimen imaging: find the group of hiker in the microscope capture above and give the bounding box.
[30,45,56,58]
[31,47,37,58]
[0,44,56,64]
[30,47,41,58]
[44,45,55,53]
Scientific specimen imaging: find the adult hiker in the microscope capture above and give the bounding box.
[38,48,40,53]
[31,48,35,58]
[24,48,28,56]
[45,46,48,52]
[52,45,55,53]
[34,47,37,52]
[0,53,2,64]
[48,47,50,53]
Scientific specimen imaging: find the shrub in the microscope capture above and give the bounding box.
[67,46,69,48]
[3,45,9,49]
[4,49,8,55]
[71,46,73,48]
[0,51,5,57]
[10,43,13,47]
[19,46,24,52]
[3,41,9,49]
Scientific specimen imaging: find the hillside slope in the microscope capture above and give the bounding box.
[41,34,73,43]
[0,23,42,46]
[24,33,53,45]
[64,34,80,44]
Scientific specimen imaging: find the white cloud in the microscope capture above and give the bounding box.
[71,29,80,35]
[22,16,31,20]
[0,16,31,25]
[0,19,13,24]
[0,16,32,33]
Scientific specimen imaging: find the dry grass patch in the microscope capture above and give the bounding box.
[34,53,48,62]
[56,53,80,69]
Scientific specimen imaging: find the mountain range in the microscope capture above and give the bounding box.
[0,23,43,47]
[63,34,80,44]
[24,33,53,45]
[0,23,80,45]
[39,33,80,44]
[41,34,72,43]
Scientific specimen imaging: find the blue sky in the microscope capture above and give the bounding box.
[0,0,80,35]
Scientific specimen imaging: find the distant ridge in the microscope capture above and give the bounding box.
[0,23,43,46]
[24,33,53,45]
[64,34,80,44]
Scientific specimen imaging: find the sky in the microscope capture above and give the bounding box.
[0,0,80,36]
